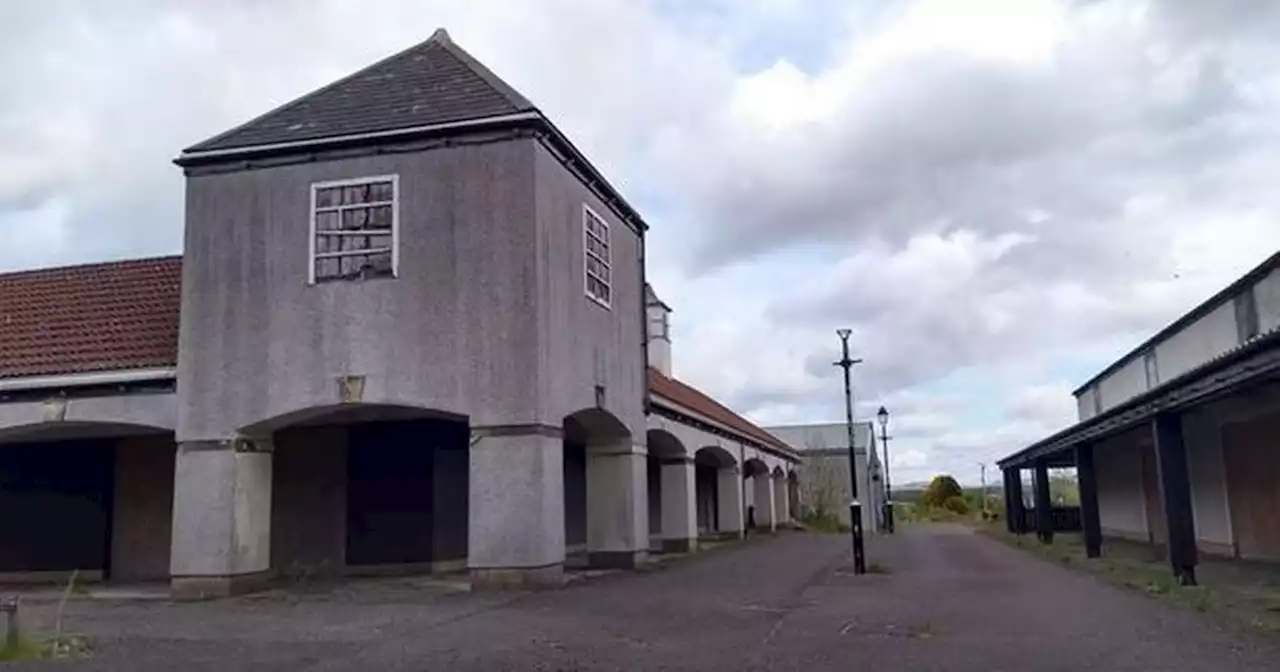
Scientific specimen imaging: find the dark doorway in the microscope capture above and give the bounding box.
[345,419,467,567]
[0,440,115,576]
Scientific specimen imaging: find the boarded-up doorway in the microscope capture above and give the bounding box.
[1223,413,1280,561]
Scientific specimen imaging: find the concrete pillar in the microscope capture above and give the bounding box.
[1076,443,1103,559]
[468,427,564,588]
[660,458,697,553]
[753,474,776,531]
[1153,413,1199,585]
[432,444,469,572]
[716,466,744,536]
[1034,460,1053,544]
[773,475,788,526]
[169,439,273,599]
[586,443,649,568]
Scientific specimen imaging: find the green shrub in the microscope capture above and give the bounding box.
[920,475,964,509]
[942,495,970,515]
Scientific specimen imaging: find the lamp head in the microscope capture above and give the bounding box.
[877,405,889,428]
[836,328,852,340]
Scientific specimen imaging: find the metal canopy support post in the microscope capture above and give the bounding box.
[1033,460,1053,544]
[1009,468,1027,535]
[1001,469,1016,534]
[1075,443,1103,558]
[1153,413,1199,585]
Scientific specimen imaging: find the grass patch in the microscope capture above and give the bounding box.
[0,637,46,661]
[799,512,849,535]
[976,523,1280,639]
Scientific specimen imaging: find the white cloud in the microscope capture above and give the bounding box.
[3,0,1279,486]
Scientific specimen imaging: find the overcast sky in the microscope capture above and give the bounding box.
[4,0,1280,485]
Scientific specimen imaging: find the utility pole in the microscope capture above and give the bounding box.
[834,328,866,575]
[978,462,989,518]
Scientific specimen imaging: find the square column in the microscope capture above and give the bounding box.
[170,439,273,599]
[468,426,565,588]
[716,466,744,537]
[1075,443,1103,559]
[586,443,649,569]
[1033,460,1053,544]
[753,475,776,531]
[773,476,789,526]
[1153,413,1199,585]
[660,458,697,553]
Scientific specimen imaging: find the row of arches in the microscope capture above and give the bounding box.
[0,401,799,588]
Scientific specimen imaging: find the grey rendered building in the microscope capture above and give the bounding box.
[765,422,885,531]
[0,30,800,596]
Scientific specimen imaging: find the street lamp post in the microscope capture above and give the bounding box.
[877,406,894,534]
[834,328,866,575]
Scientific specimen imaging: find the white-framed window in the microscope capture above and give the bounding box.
[583,204,611,308]
[309,175,399,283]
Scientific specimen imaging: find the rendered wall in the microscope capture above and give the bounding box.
[533,142,646,435]
[179,140,541,440]
[1094,432,1148,540]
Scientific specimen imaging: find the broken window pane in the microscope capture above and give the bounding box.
[316,211,339,231]
[316,187,340,208]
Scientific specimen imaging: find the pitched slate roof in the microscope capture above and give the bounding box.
[648,368,796,457]
[0,257,182,380]
[185,29,536,154]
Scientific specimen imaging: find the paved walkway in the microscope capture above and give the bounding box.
[9,525,1280,670]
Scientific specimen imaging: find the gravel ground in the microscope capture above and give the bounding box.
[6,525,1280,670]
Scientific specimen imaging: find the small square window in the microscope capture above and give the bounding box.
[583,205,611,308]
[310,175,399,283]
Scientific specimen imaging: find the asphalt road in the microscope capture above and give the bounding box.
[10,525,1280,670]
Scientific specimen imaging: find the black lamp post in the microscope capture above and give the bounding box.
[877,405,894,534]
[834,328,866,575]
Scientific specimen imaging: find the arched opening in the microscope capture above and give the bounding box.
[646,429,693,553]
[743,458,775,532]
[252,404,469,579]
[0,421,175,585]
[772,466,789,527]
[787,470,801,524]
[563,408,646,569]
[694,446,742,539]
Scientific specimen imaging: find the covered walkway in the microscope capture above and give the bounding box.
[999,328,1280,584]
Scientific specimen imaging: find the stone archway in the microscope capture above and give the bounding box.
[647,429,695,553]
[694,446,743,538]
[0,421,175,584]
[743,458,774,532]
[772,466,790,527]
[564,408,647,569]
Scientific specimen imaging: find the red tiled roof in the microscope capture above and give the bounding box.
[647,368,794,455]
[0,256,182,380]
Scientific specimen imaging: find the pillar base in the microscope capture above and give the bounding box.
[588,550,647,569]
[170,571,274,600]
[661,538,697,554]
[469,563,565,590]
